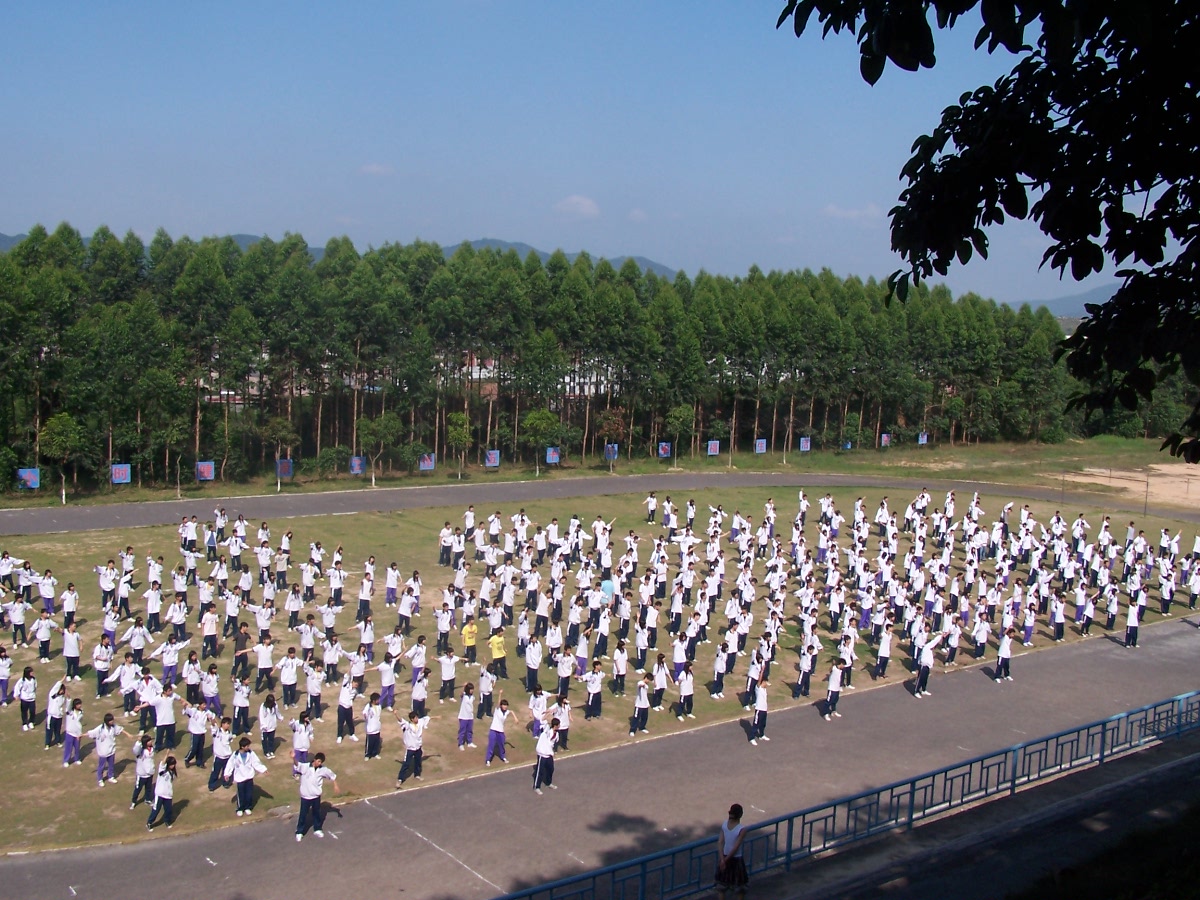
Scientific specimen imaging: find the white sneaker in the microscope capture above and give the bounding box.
[295,833,303,842]
[336,737,343,744]
[749,738,758,746]
[761,735,770,741]
[833,712,842,718]
[314,830,324,838]
[350,734,359,742]
[237,810,244,817]
[677,715,684,721]
[467,742,476,748]
[687,713,695,719]
[995,677,1002,683]
[534,788,543,795]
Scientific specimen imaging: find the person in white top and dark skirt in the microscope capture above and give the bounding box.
[714,802,749,900]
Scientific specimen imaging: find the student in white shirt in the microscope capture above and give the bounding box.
[145,755,178,830]
[995,627,1016,680]
[61,621,83,680]
[295,752,339,841]
[532,718,560,794]
[748,677,769,745]
[456,682,477,749]
[223,737,268,815]
[675,660,696,720]
[208,717,234,792]
[62,697,84,766]
[259,693,281,758]
[363,692,384,760]
[88,712,126,785]
[335,674,359,742]
[183,699,215,768]
[396,709,431,785]
[824,660,845,721]
[629,673,652,735]
[485,697,517,764]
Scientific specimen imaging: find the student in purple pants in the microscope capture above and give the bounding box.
[457,683,476,749]
[485,697,518,765]
[87,713,126,786]
[61,698,84,766]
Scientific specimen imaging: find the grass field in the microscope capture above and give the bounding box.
[0,437,1188,510]
[1,480,1196,851]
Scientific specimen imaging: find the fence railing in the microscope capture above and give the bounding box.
[493,690,1200,900]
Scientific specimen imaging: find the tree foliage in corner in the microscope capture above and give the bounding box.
[778,0,1200,460]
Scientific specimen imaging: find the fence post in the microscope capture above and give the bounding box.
[638,859,647,900]
[784,817,795,872]
[1098,721,1107,764]
[1009,748,1019,795]
[1177,697,1185,738]
[906,779,916,829]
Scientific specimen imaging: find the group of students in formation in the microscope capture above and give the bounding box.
[2,489,1196,831]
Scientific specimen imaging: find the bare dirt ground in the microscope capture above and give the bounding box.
[1061,463,1200,510]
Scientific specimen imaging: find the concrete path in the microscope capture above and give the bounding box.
[3,614,1198,900]
[2,472,1198,536]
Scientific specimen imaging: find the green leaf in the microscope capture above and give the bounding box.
[860,49,886,85]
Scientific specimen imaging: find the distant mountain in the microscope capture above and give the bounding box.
[0,231,683,277]
[1017,282,1120,319]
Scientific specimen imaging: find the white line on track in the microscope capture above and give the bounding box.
[364,799,502,891]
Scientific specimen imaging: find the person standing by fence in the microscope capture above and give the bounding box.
[714,802,749,900]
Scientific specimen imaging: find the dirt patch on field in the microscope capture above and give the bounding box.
[1060,464,1200,509]
[883,459,967,471]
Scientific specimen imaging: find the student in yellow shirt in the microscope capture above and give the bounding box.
[488,627,508,680]
[461,615,478,666]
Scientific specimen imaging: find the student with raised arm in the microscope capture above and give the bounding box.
[395,708,433,786]
[532,716,560,795]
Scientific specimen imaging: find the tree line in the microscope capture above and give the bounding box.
[0,222,1191,490]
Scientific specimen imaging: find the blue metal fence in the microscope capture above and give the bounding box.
[493,689,1200,900]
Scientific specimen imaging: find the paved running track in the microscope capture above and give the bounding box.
[1,473,1198,900]
[2,471,1198,536]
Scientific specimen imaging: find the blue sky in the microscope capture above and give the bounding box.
[1,2,1106,305]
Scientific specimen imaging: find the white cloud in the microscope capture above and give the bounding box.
[358,163,394,177]
[821,202,885,224]
[554,194,600,219]
[628,208,648,223]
